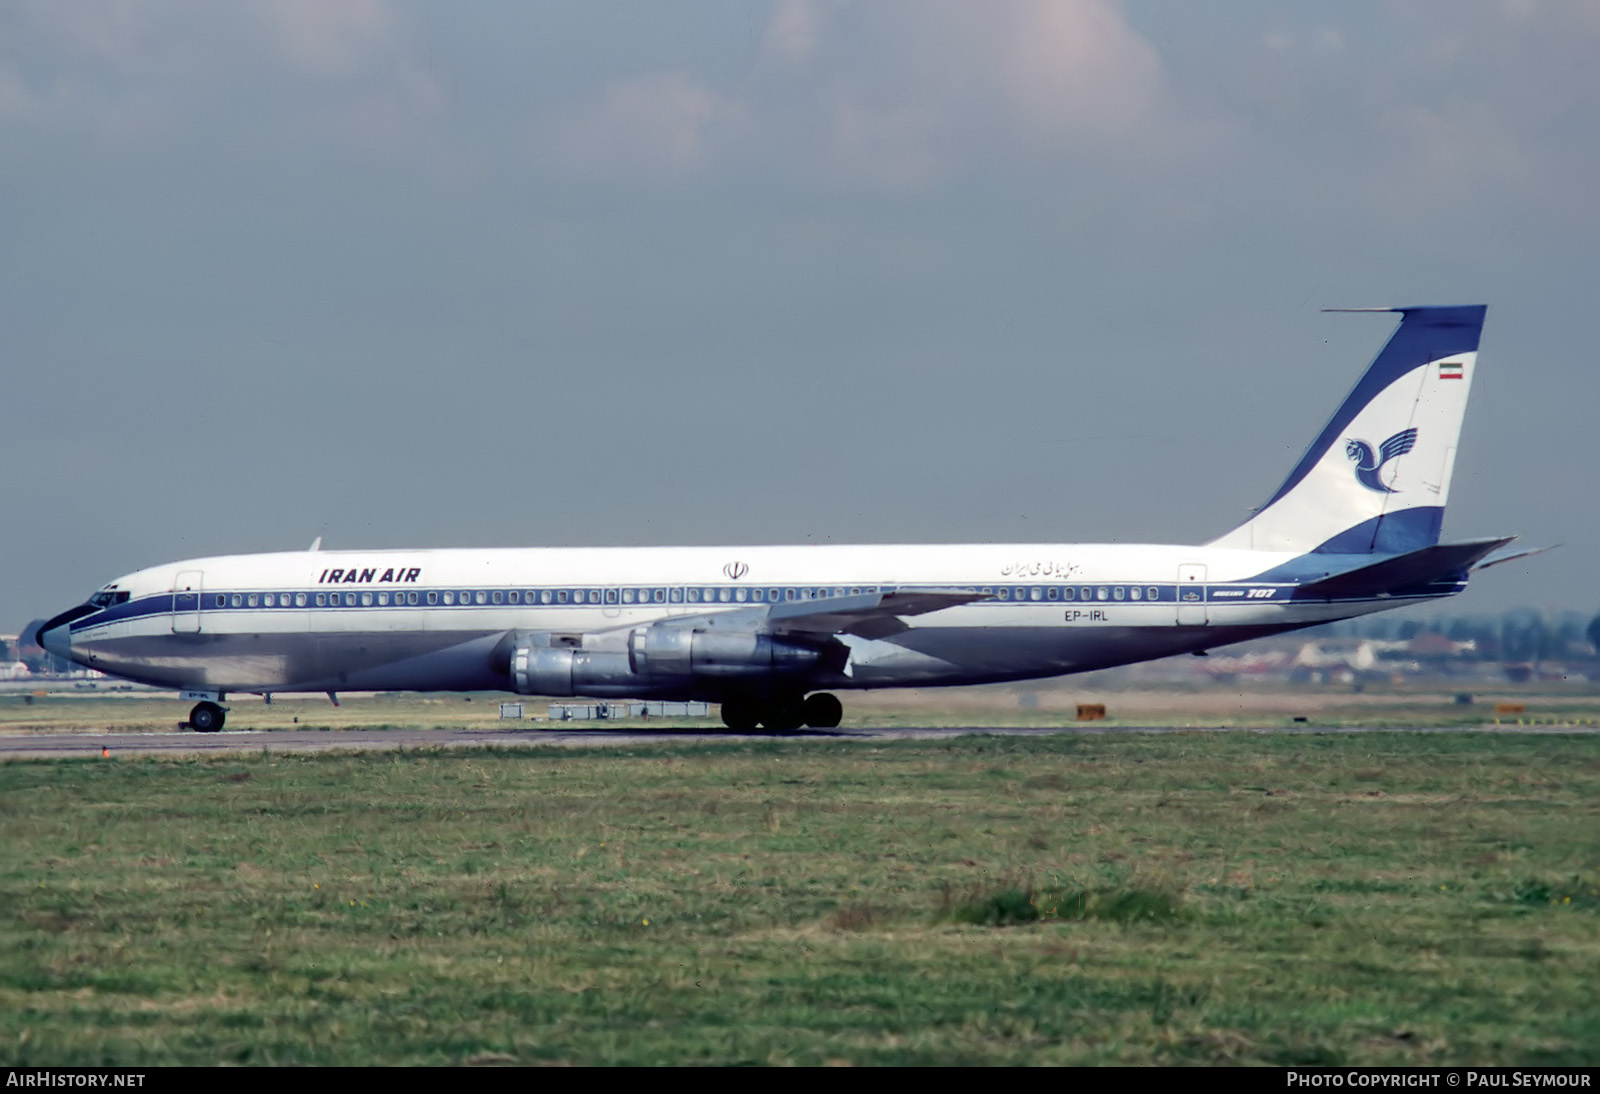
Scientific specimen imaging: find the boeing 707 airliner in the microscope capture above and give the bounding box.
[40,306,1528,732]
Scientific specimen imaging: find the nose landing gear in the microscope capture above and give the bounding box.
[188,701,227,733]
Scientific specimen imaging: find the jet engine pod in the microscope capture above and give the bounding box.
[628,623,823,679]
[509,625,827,697]
[511,645,639,697]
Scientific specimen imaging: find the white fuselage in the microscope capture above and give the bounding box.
[54,541,1446,699]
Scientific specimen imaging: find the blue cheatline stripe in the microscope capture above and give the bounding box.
[64,572,1473,639]
[72,582,1208,633]
[1258,306,1485,512]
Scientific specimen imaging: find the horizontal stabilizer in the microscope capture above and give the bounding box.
[1294,537,1514,599]
[1471,543,1557,572]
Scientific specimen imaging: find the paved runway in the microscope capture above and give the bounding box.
[3,721,1594,759]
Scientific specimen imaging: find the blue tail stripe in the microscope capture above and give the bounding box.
[1260,306,1485,510]
[1311,506,1444,555]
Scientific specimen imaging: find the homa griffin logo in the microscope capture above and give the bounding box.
[1345,427,1418,494]
[722,561,749,580]
[317,566,422,584]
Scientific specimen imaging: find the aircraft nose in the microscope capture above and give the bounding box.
[38,621,71,660]
[35,605,94,663]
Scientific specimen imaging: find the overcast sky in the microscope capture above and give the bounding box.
[5,0,1597,628]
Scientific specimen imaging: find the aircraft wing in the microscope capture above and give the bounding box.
[638,589,990,642]
[767,589,990,639]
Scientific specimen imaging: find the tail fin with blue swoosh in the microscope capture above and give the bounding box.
[1209,305,1486,555]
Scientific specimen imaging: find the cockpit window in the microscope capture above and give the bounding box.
[88,590,130,609]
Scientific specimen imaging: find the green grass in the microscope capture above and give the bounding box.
[3,733,1599,1064]
[7,679,1600,736]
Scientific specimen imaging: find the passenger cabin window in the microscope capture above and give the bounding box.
[377,593,389,606]
[1113,587,1125,601]
[1063,587,1075,600]
[443,592,454,605]
[1130,587,1142,601]
[492,591,503,605]
[670,588,683,603]
[557,590,569,604]
[296,593,307,607]
[427,592,438,605]
[315,593,327,607]
[1096,587,1109,601]
[541,590,553,604]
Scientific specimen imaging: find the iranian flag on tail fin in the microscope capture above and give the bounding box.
[1439,359,1465,379]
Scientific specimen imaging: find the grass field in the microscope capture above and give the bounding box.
[4,732,1599,1065]
[4,676,1600,735]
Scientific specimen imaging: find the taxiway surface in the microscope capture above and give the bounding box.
[3,722,1594,760]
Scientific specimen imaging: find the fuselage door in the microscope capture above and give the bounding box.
[172,570,204,634]
[1176,564,1207,626]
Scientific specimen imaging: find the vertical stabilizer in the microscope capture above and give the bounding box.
[1209,306,1485,554]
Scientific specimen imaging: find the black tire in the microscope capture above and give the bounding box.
[802,693,843,729]
[190,701,225,733]
[720,699,760,731]
[760,700,805,732]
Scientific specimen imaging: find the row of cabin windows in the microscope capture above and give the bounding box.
[209,586,879,610]
[992,586,1162,602]
[208,584,1165,610]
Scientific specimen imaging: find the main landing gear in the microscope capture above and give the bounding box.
[720,692,843,732]
[188,701,226,733]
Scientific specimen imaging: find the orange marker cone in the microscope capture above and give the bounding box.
[101,747,109,758]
